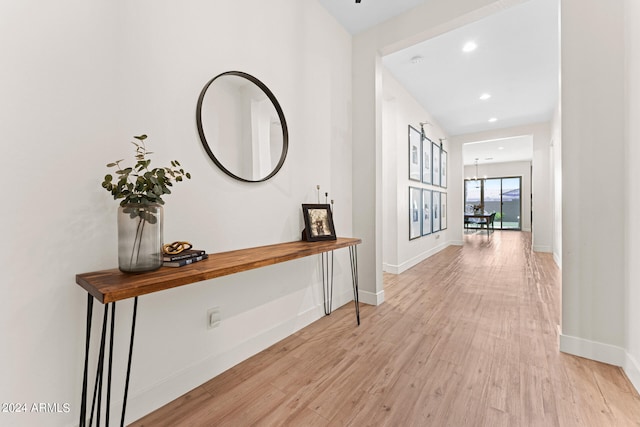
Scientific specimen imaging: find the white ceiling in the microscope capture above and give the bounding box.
[318,0,559,166]
[317,0,427,35]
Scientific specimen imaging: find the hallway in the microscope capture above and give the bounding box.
[133,232,640,426]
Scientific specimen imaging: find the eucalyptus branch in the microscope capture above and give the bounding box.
[101,134,191,207]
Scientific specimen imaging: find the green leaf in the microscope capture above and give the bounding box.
[134,134,148,141]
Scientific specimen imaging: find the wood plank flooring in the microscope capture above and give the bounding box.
[131,231,640,426]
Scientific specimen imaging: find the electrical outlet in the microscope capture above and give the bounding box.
[207,307,221,329]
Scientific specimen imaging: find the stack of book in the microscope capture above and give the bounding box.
[163,248,208,268]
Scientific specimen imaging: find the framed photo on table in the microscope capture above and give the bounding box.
[441,193,447,230]
[409,187,422,240]
[441,149,447,188]
[422,189,432,236]
[432,141,441,187]
[432,191,441,233]
[408,125,421,182]
[302,204,336,241]
[422,137,432,185]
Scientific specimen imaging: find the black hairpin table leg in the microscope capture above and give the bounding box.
[321,251,334,315]
[79,296,138,427]
[121,297,138,427]
[79,293,93,427]
[349,246,361,326]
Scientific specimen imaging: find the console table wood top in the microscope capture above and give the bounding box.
[76,237,362,304]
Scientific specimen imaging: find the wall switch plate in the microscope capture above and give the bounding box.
[207,307,221,329]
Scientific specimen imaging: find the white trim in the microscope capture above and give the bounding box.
[533,245,552,253]
[623,352,640,395]
[359,289,385,305]
[383,241,452,275]
[553,252,562,269]
[559,334,640,395]
[559,333,626,367]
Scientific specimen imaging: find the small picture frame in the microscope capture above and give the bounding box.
[409,187,422,240]
[302,204,336,241]
[409,125,421,182]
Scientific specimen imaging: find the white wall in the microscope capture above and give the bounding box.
[625,0,640,393]
[463,161,532,232]
[1,1,353,426]
[382,68,455,274]
[559,0,627,364]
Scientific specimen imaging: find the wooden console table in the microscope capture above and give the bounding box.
[76,237,361,427]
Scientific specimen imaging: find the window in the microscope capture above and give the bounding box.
[464,176,522,230]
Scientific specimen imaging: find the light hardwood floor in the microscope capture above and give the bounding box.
[132,231,640,426]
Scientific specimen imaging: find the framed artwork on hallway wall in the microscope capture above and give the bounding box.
[409,186,422,240]
[432,191,441,233]
[440,149,447,188]
[432,140,441,187]
[409,126,421,182]
[441,193,447,230]
[422,137,432,184]
[422,189,432,236]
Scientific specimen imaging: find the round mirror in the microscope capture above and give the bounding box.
[196,71,289,182]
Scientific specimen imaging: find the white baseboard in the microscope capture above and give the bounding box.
[624,352,640,395]
[121,289,356,425]
[384,241,452,275]
[533,245,552,253]
[560,333,640,395]
[359,289,385,305]
[559,333,626,367]
[553,251,562,269]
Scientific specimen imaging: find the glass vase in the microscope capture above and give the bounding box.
[118,203,163,273]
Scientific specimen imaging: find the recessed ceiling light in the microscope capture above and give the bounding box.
[462,41,477,53]
[488,117,498,123]
[479,93,491,101]
[410,55,424,64]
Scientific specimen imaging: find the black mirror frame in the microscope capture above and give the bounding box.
[196,71,289,183]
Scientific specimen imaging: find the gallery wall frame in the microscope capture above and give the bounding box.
[440,149,447,189]
[441,192,447,230]
[422,137,432,185]
[432,191,441,233]
[432,140,441,187]
[422,189,432,236]
[409,186,422,240]
[409,126,421,182]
